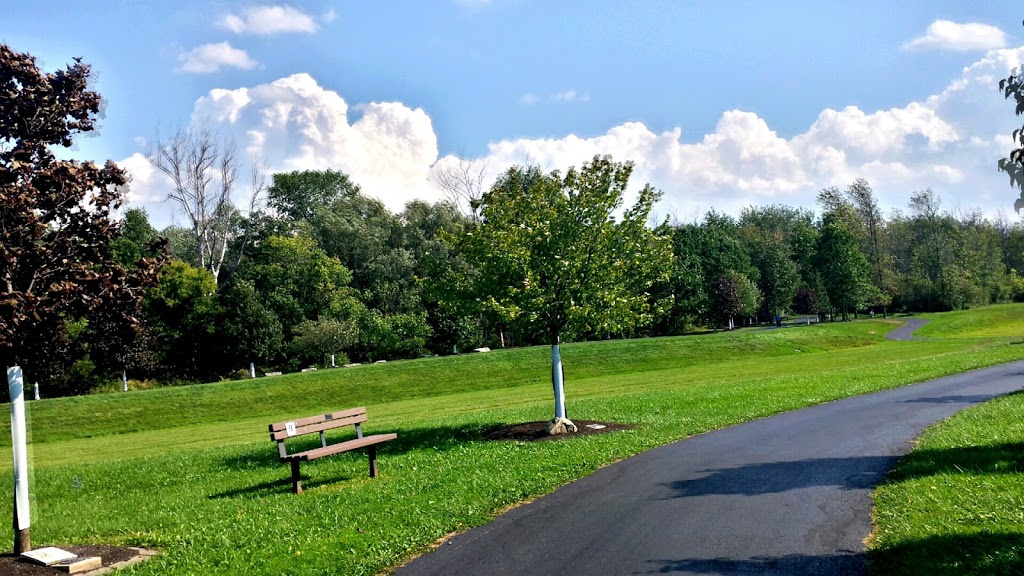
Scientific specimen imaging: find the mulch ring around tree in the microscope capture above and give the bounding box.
[0,545,156,576]
[483,420,636,442]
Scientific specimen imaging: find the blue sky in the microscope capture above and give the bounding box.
[5,1,1024,225]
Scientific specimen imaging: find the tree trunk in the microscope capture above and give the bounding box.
[546,336,576,435]
[551,340,566,420]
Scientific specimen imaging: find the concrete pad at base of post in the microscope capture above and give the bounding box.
[547,417,578,435]
[53,556,102,573]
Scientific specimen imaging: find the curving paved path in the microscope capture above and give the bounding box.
[396,321,1024,576]
[884,317,929,341]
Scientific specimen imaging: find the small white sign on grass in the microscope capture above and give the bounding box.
[22,546,77,566]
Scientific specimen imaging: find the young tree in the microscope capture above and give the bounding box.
[0,45,163,389]
[748,233,799,321]
[731,271,763,324]
[290,318,358,366]
[459,156,672,434]
[815,212,871,320]
[143,261,221,380]
[110,208,160,267]
[268,168,361,222]
[709,275,741,329]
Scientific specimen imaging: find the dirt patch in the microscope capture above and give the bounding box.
[483,420,635,442]
[0,545,156,576]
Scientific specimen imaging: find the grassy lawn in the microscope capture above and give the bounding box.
[869,390,1024,575]
[0,308,1022,574]
[868,303,1024,574]
[916,302,1024,339]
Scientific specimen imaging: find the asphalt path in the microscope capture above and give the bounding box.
[884,317,929,341]
[395,322,1024,576]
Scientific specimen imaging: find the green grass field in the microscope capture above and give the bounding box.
[1,307,1023,575]
[869,391,1024,575]
[916,303,1024,339]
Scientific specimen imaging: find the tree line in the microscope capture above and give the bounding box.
[5,43,1024,399]
[84,170,1023,394]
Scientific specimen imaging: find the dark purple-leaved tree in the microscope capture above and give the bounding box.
[0,45,164,392]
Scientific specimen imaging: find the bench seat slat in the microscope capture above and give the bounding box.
[283,433,397,462]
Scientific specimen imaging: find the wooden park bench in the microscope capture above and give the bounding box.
[268,407,397,494]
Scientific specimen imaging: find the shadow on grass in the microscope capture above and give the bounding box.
[208,471,360,498]
[884,442,1024,482]
[642,551,863,574]
[222,422,491,472]
[215,423,492,496]
[869,532,1024,576]
[872,439,1024,574]
[663,455,898,497]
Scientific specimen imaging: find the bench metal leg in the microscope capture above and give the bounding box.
[290,460,303,494]
[368,445,378,478]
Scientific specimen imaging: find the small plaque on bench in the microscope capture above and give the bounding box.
[285,422,297,437]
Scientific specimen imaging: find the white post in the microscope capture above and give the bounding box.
[330,354,336,368]
[33,383,39,401]
[552,343,566,419]
[121,371,128,393]
[8,366,30,552]
[249,362,256,379]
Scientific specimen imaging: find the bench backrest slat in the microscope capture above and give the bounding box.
[269,407,368,441]
[269,407,366,432]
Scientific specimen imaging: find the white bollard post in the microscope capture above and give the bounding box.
[121,371,128,393]
[552,343,566,420]
[33,383,39,401]
[331,354,335,368]
[249,362,256,379]
[8,366,30,553]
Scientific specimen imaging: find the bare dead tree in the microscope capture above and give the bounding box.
[431,155,487,221]
[148,126,263,284]
[229,153,268,273]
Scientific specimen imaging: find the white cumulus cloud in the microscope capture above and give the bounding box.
[904,20,1006,52]
[124,74,440,225]
[443,46,1024,220]
[126,45,1024,227]
[177,42,259,74]
[219,5,318,36]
